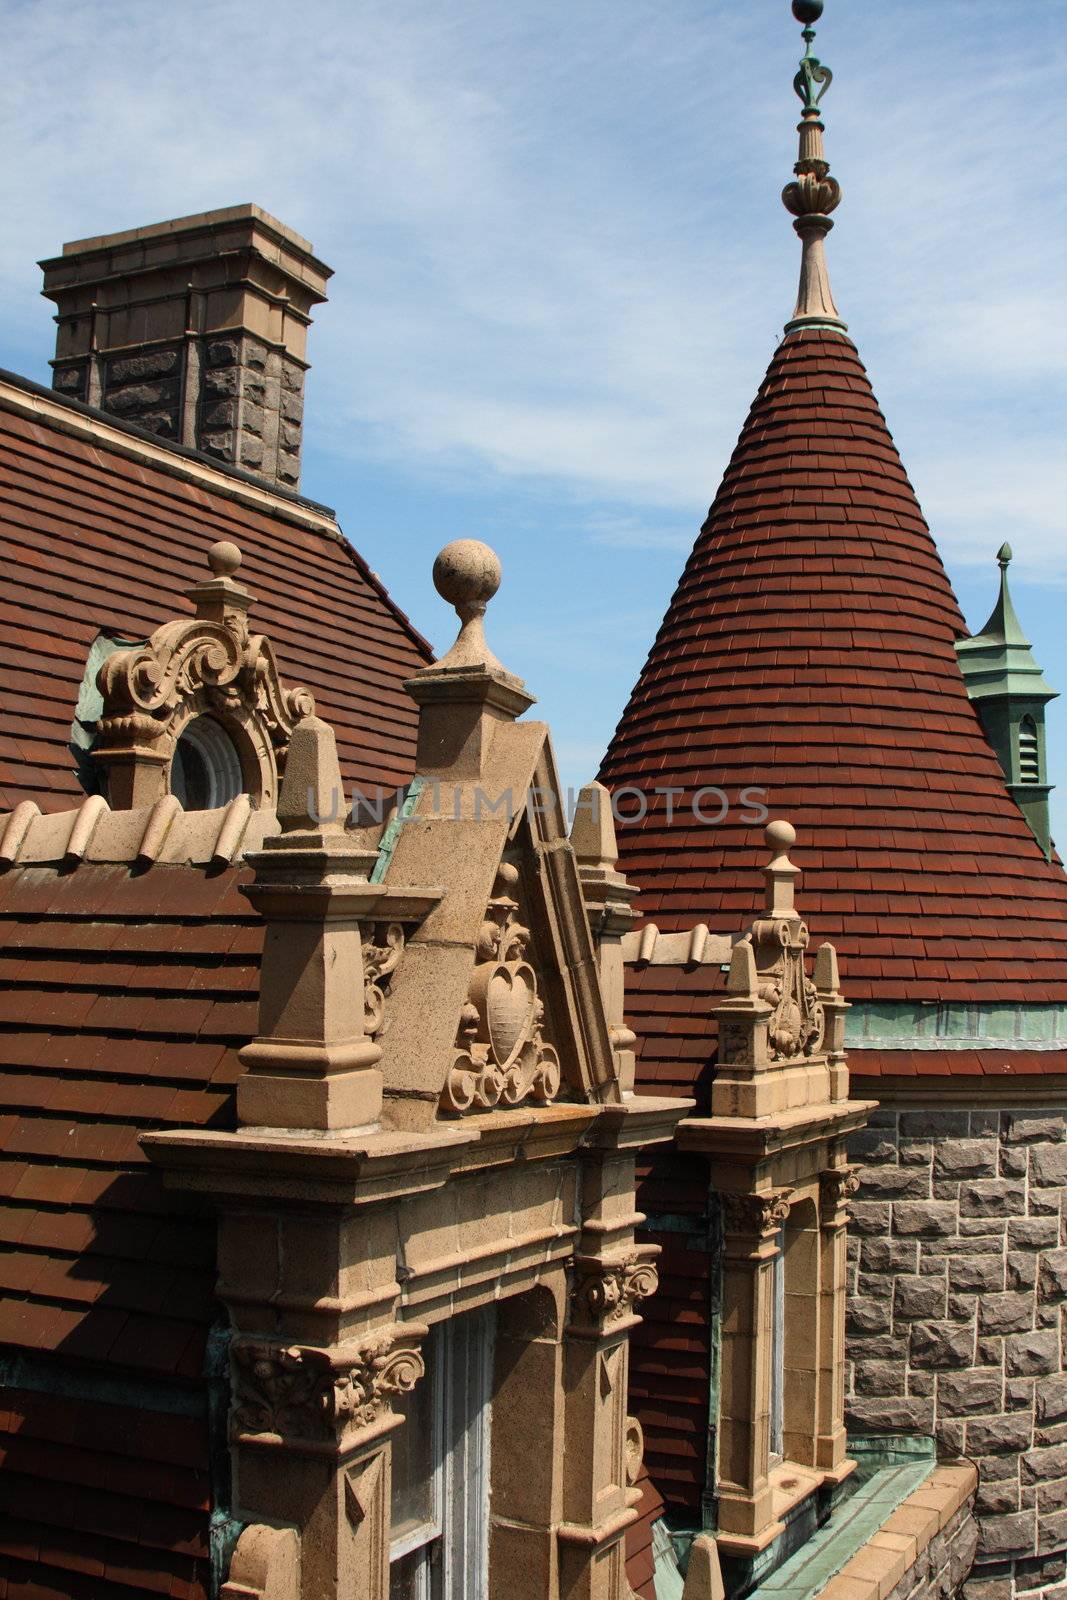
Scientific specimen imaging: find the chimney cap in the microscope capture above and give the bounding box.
[50,203,327,270]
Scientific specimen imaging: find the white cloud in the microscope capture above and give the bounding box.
[0,0,1063,576]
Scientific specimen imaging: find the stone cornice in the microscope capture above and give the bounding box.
[677,1099,873,1161]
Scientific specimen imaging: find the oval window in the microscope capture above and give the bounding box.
[170,716,244,811]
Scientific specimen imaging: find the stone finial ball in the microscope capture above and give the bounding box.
[792,0,824,22]
[208,540,242,578]
[433,539,502,610]
[765,819,797,851]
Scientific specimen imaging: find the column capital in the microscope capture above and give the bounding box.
[720,1189,792,1254]
[568,1248,660,1338]
[819,1164,860,1228]
[231,1322,429,1457]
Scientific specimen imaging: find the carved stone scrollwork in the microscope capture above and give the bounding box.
[362,923,405,1037]
[231,1326,426,1448]
[820,1166,860,1224]
[94,542,314,806]
[720,1190,792,1240]
[440,860,562,1115]
[749,921,825,1062]
[571,1252,659,1335]
[97,621,312,766]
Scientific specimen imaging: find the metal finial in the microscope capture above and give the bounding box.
[782,0,846,334]
[998,542,1013,568]
[792,2,833,117]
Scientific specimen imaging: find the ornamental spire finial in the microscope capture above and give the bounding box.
[782,0,847,334]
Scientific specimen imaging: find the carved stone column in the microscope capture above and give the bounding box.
[816,1166,859,1477]
[237,715,436,1131]
[716,1191,791,1546]
[230,1325,427,1600]
[814,942,849,1104]
[561,1248,658,1600]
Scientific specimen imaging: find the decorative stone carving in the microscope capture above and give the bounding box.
[720,1190,792,1240]
[361,922,405,1037]
[232,1326,426,1446]
[571,1252,660,1334]
[748,921,825,1061]
[819,1165,860,1224]
[624,1415,645,1486]
[94,541,314,808]
[440,860,562,1114]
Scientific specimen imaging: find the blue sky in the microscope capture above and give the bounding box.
[2,0,1065,842]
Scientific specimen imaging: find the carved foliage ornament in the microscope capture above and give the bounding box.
[232,1329,425,1445]
[95,546,314,776]
[362,922,404,1038]
[820,1166,860,1222]
[441,860,562,1115]
[720,1190,792,1240]
[750,921,825,1062]
[572,1254,659,1333]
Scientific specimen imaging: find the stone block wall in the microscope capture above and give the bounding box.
[884,1498,978,1600]
[198,335,305,486]
[846,1106,1067,1600]
[52,334,305,486]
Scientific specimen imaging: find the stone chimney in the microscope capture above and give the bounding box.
[39,205,331,489]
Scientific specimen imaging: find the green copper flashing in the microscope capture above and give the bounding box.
[956,545,1057,857]
[783,318,851,337]
[846,999,1067,1051]
[793,5,833,117]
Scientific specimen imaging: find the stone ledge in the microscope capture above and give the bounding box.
[811,1463,977,1600]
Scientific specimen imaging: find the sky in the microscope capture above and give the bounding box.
[1,0,1065,838]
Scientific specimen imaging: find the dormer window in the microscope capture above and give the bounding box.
[92,540,314,811]
[1019,717,1040,784]
[171,715,244,811]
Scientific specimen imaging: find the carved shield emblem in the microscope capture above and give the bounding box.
[486,963,537,1069]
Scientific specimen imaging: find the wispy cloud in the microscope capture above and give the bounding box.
[1,0,1065,782]
[3,0,1062,570]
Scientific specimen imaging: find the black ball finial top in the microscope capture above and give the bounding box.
[792,0,824,22]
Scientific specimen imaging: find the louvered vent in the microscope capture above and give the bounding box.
[1020,718,1041,784]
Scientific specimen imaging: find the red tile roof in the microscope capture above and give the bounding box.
[600,330,1067,1010]
[625,1463,669,1600]
[847,1048,1067,1080]
[0,374,430,813]
[0,856,259,1600]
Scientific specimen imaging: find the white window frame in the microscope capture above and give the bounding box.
[389,1306,494,1600]
[769,1229,785,1466]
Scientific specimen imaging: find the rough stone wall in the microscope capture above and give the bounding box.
[51,335,306,487]
[198,335,304,486]
[846,1106,1067,1600]
[886,1500,979,1600]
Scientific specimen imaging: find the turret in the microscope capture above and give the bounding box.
[956,544,1057,858]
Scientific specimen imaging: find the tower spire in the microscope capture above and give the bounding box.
[782,0,847,334]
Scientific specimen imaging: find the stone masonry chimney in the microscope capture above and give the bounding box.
[39,205,331,489]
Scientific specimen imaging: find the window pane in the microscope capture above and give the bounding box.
[770,1231,785,1461]
[391,1329,439,1548]
[389,1545,438,1600]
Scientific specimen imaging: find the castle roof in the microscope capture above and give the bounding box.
[601,327,1067,1011]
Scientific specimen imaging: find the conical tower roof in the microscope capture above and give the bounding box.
[600,10,1067,1040]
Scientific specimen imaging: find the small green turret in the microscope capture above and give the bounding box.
[956,544,1057,858]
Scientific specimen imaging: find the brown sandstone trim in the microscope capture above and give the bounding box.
[810,1462,977,1600]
